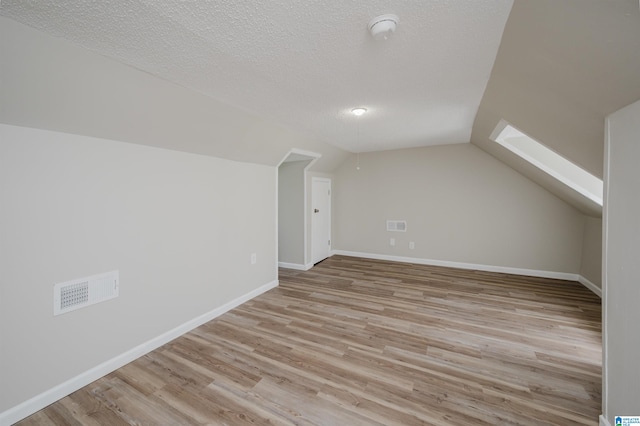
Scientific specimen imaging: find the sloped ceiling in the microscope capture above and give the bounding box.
[472,0,640,217]
[2,1,639,216]
[0,0,512,153]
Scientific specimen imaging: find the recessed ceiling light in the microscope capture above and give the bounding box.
[351,108,367,116]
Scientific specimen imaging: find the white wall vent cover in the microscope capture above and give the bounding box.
[54,271,119,316]
[386,220,407,232]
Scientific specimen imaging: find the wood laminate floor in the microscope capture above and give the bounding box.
[17,256,602,425]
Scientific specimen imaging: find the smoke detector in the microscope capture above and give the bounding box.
[368,14,399,41]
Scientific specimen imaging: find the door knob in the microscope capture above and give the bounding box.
[314,209,320,213]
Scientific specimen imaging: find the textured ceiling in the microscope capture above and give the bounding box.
[0,0,513,153]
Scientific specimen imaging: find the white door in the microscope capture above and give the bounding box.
[311,178,331,264]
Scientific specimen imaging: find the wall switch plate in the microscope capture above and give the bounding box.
[390,238,396,247]
[409,242,415,249]
[251,253,257,264]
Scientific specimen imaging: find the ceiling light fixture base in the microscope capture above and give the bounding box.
[368,14,399,40]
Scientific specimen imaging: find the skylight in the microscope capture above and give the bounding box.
[490,120,603,206]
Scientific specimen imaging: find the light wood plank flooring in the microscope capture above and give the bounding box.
[17,256,601,425]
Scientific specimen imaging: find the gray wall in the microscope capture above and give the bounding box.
[278,161,310,266]
[0,17,350,417]
[580,217,602,289]
[602,99,640,423]
[334,144,586,275]
[0,124,276,412]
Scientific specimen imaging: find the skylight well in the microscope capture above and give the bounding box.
[490,120,603,206]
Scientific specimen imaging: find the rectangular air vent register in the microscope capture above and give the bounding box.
[53,271,119,316]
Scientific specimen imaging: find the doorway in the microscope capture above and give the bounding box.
[277,150,320,270]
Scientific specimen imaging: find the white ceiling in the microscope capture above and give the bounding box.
[0,0,513,153]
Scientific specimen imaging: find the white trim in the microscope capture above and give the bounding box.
[301,163,317,267]
[578,275,602,298]
[332,250,579,281]
[599,415,611,426]
[276,148,321,167]
[278,262,311,271]
[602,115,611,419]
[275,167,280,287]
[333,251,602,295]
[0,280,278,426]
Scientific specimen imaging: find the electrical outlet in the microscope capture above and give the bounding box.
[251,253,257,264]
[409,241,415,249]
[390,237,395,247]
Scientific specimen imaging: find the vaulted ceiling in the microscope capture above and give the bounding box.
[472,0,640,216]
[2,0,639,217]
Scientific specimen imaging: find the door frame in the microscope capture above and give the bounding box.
[276,149,321,271]
[311,177,332,265]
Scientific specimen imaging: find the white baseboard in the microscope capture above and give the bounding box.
[578,275,602,298]
[600,414,611,426]
[0,280,278,426]
[333,250,579,280]
[333,250,602,297]
[278,261,312,271]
